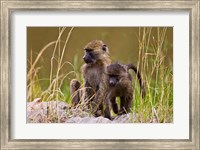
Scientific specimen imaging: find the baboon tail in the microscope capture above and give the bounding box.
[127,64,146,98]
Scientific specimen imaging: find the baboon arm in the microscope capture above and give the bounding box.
[91,90,101,113]
[91,86,106,114]
[84,80,90,87]
[119,93,133,114]
[84,81,94,99]
[111,97,118,114]
[104,98,111,120]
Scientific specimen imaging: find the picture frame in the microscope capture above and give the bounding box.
[0,0,199,149]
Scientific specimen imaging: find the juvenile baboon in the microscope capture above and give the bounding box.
[70,40,111,114]
[70,79,81,106]
[104,62,145,119]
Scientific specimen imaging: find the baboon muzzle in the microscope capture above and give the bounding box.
[109,77,117,86]
[83,54,93,64]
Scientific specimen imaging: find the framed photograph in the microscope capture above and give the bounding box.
[1,0,199,149]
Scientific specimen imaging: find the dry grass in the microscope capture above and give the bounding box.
[27,27,76,102]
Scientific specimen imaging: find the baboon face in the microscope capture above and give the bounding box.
[108,75,119,87]
[106,63,128,87]
[83,40,108,64]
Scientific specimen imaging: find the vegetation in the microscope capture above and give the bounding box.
[27,27,173,123]
[133,28,173,123]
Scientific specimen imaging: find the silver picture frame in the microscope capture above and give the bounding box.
[0,0,199,149]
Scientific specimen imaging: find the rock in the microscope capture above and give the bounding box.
[27,100,141,123]
[27,100,69,123]
[66,117,83,123]
[112,113,137,123]
[65,116,112,123]
[95,116,112,123]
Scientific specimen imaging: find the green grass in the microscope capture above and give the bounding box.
[131,27,173,123]
[27,27,173,123]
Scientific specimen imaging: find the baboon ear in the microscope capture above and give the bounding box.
[102,44,108,51]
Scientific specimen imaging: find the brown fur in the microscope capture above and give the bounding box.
[70,40,111,115]
[70,79,81,106]
[104,62,145,119]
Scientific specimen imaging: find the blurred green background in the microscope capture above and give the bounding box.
[27,27,173,78]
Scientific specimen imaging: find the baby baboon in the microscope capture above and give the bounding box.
[104,62,145,119]
[70,40,111,114]
[70,79,81,106]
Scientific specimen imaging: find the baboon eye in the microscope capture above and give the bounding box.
[102,44,107,51]
[85,48,93,52]
[110,75,119,80]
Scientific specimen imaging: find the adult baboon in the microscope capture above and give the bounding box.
[70,40,111,114]
[104,62,145,119]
